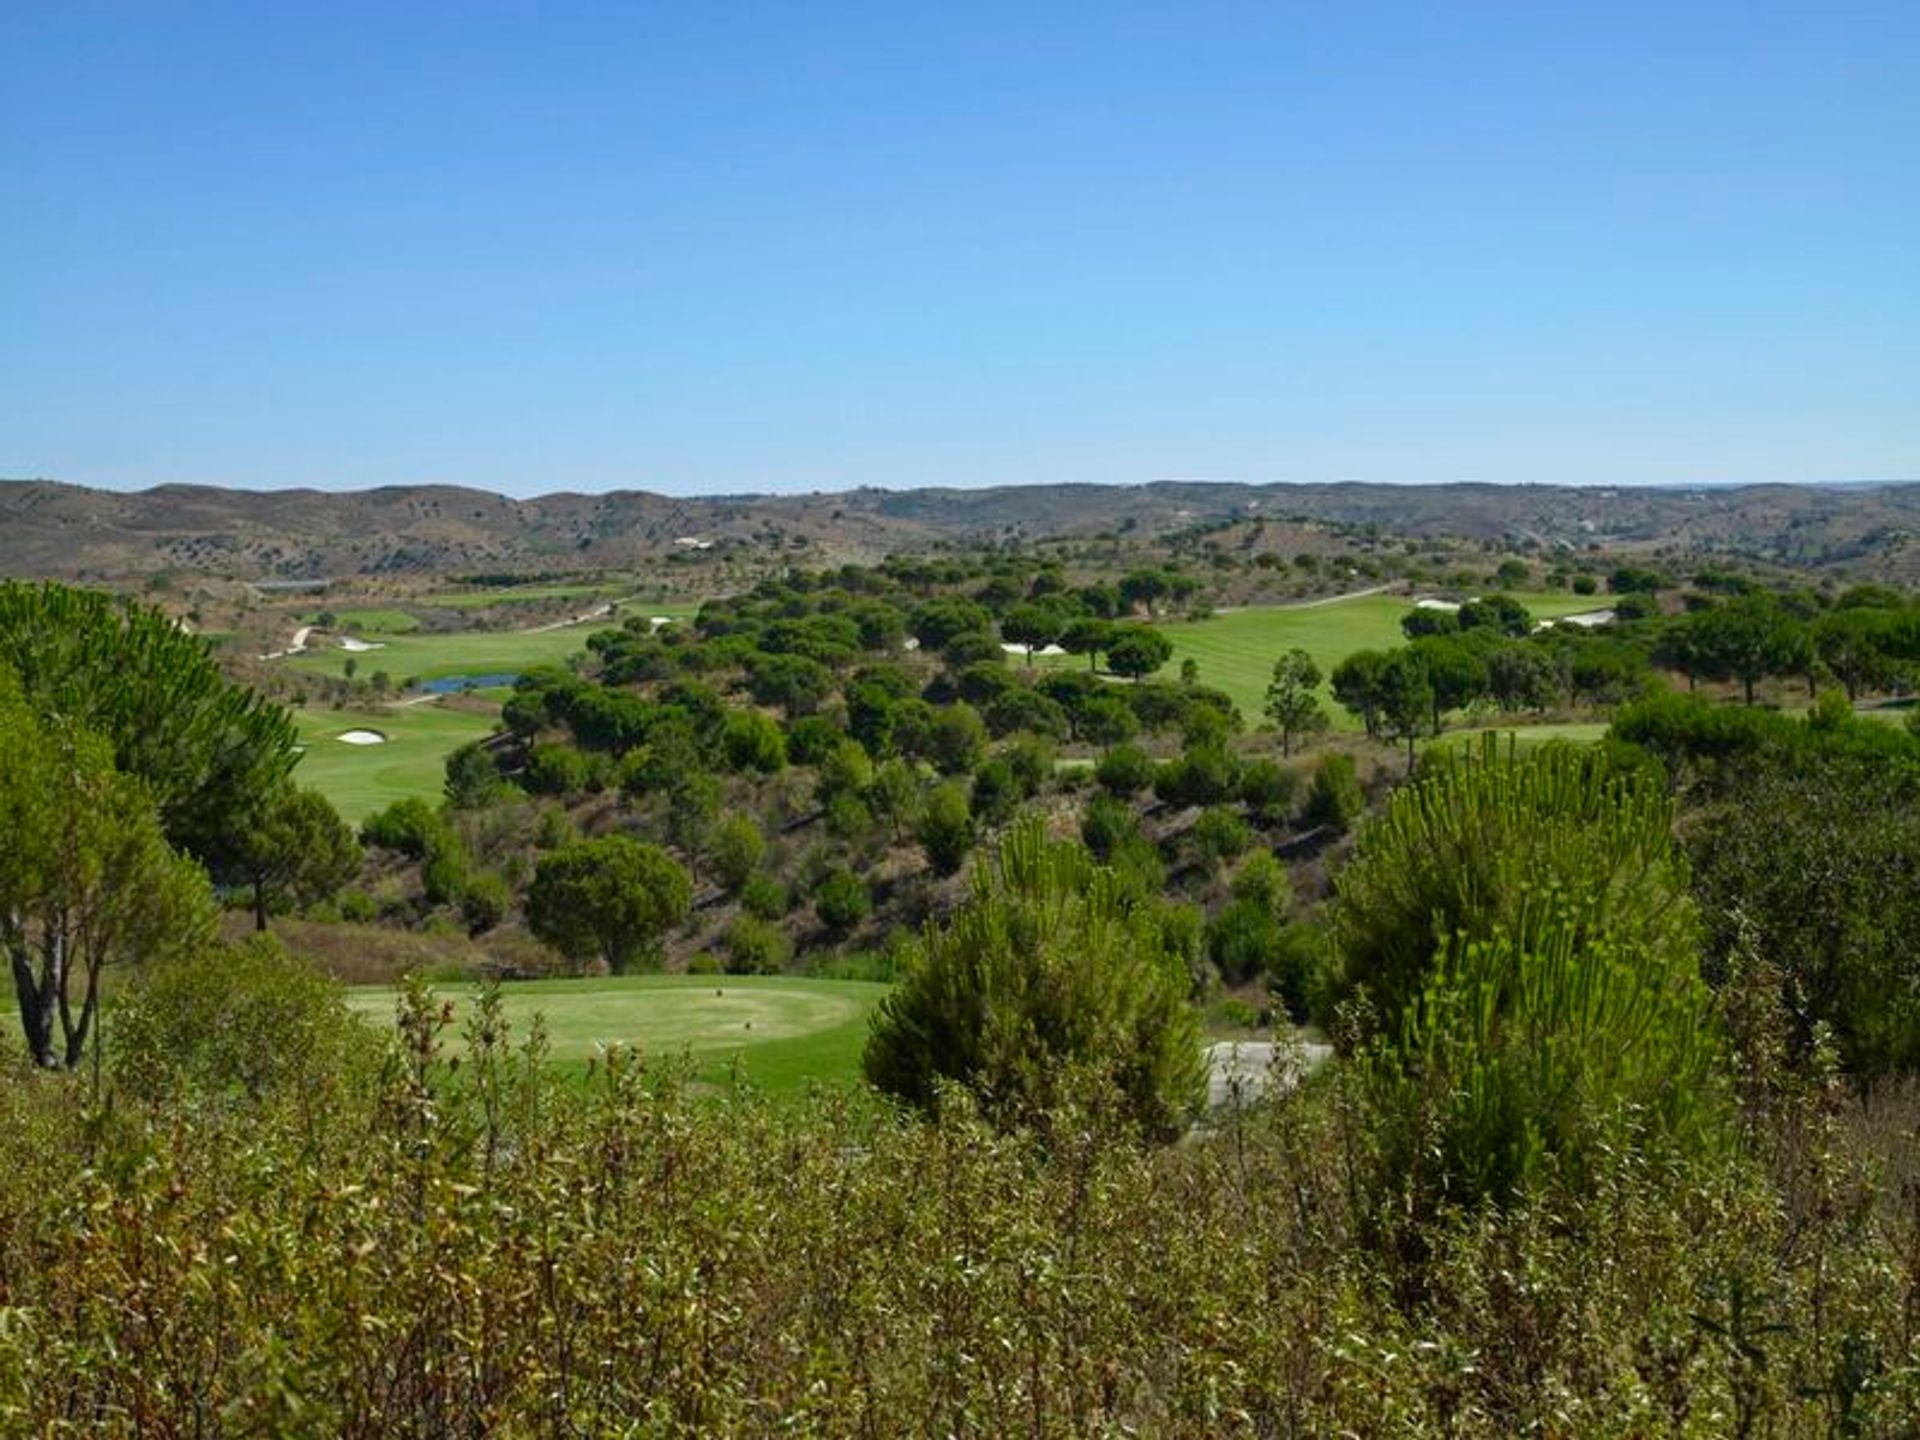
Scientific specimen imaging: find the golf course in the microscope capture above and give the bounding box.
[344,974,891,1092]
[292,702,499,822]
[1141,589,1609,725]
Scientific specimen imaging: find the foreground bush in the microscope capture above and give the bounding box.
[865,819,1204,1138]
[0,984,1910,1435]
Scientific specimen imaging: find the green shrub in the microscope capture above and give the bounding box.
[1237,758,1302,824]
[523,742,593,797]
[865,819,1205,1139]
[740,872,790,920]
[113,937,376,1103]
[917,781,975,876]
[360,797,445,858]
[724,915,793,975]
[1191,806,1252,870]
[813,868,872,936]
[1206,899,1281,986]
[1301,753,1364,831]
[1360,920,1726,1209]
[1326,735,1694,1037]
[709,813,767,895]
[458,871,511,935]
[1094,743,1155,796]
[526,836,692,973]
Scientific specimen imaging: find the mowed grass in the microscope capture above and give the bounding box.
[286,601,699,683]
[344,975,891,1093]
[291,702,499,822]
[1068,591,1609,729]
[288,624,616,684]
[418,582,632,610]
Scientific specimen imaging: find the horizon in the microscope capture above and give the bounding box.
[5,2,1917,497]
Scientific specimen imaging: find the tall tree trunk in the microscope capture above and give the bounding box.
[254,872,270,932]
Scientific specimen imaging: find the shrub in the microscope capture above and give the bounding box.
[969,758,1021,826]
[1301,753,1364,831]
[1360,921,1725,1209]
[722,710,788,774]
[1152,744,1239,808]
[422,844,469,906]
[1191,806,1252,870]
[917,782,974,876]
[724,915,793,974]
[444,741,505,809]
[1327,735,1697,1040]
[1206,899,1282,986]
[523,741,593,797]
[813,868,872,936]
[113,937,376,1103]
[360,797,445,858]
[740,872,790,920]
[458,871,512,935]
[1266,921,1324,1021]
[864,820,1205,1138]
[1079,791,1138,860]
[1095,742,1155,796]
[1237,758,1302,824]
[709,813,768,895]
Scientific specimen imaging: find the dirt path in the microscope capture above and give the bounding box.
[1210,583,1395,617]
[259,624,314,661]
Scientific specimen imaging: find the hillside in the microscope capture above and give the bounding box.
[3,476,1919,581]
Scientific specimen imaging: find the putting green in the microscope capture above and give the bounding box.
[1035,591,1608,727]
[345,975,891,1092]
[291,702,499,822]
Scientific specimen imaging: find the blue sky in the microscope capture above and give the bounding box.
[3,1,1915,496]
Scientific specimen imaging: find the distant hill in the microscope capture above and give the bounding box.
[3,476,1918,580]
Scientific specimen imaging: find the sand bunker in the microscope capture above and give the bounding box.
[337,729,388,746]
[338,636,386,652]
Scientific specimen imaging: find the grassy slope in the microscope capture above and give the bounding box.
[292,703,499,822]
[344,975,890,1092]
[1078,591,1608,728]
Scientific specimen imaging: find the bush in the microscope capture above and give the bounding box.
[422,844,468,906]
[444,741,505,809]
[1190,806,1252,869]
[969,758,1021,826]
[458,871,512,935]
[724,915,793,975]
[1301,753,1364,832]
[360,797,445,858]
[523,742,593,797]
[813,868,872,936]
[1360,921,1725,1209]
[1206,899,1282,986]
[113,937,376,1103]
[1152,744,1239,808]
[1237,758,1301,824]
[722,710,788,774]
[864,820,1205,1138]
[1266,921,1324,1021]
[1327,735,1697,1040]
[709,813,768,895]
[740,872,790,921]
[1095,743,1155,796]
[1079,791,1138,861]
[917,781,975,876]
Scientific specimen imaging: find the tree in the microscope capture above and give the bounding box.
[1262,649,1326,757]
[1330,649,1391,738]
[444,741,506,809]
[709,813,767,894]
[236,785,361,931]
[0,581,297,866]
[926,703,989,775]
[1814,609,1896,702]
[1104,626,1173,682]
[864,819,1204,1138]
[813,868,872,936]
[721,709,787,773]
[1118,568,1171,617]
[1000,603,1064,665]
[1484,644,1559,712]
[1408,635,1489,733]
[525,836,691,973]
[1457,594,1532,638]
[1687,595,1805,705]
[1059,616,1114,672]
[1375,649,1434,774]
[0,683,217,1068]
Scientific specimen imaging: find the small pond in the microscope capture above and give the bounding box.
[416,672,522,694]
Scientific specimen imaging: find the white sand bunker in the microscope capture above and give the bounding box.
[337,729,388,746]
[338,636,386,652]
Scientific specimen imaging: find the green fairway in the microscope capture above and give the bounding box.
[345,975,890,1092]
[286,601,698,683]
[1082,591,1609,726]
[288,623,614,683]
[291,702,499,821]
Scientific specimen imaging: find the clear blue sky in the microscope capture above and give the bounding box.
[4,2,1915,496]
